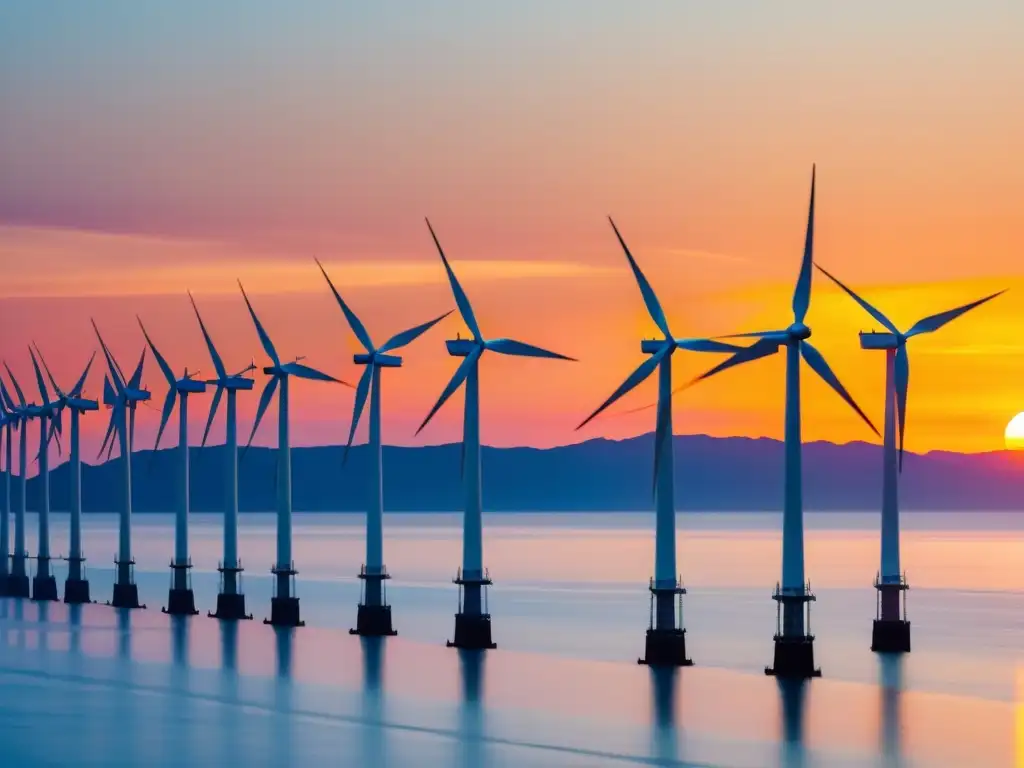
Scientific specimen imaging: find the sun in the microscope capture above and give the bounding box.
[1005,413,1024,450]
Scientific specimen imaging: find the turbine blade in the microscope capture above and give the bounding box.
[154,389,177,452]
[682,337,782,392]
[343,367,373,464]
[800,341,879,437]
[99,409,117,460]
[716,330,790,341]
[484,338,576,361]
[128,348,146,390]
[48,420,62,457]
[416,346,482,435]
[90,319,125,392]
[905,290,1006,338]
[71,352,96,398]
[894,345,909,471]
[814,264,898,335]
[315,259,375,352]
[103,376,117,407]
[34,345,65,399]
[238,281,281,366]
[576,346,669,431]
[279,361,348,385]
[29,347,50,406]
[378,310,454,353]
[138,318,176,387]
[792,165,816,324]
[425,219,483,341]
[674,338,744,354]
[245,377,279,450]
[201,386,223,449]
[608,217,671,338]
[189,292,228,380]
[4,363,26,407]
[0,378,15,412]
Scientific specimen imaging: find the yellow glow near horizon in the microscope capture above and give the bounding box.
[1006,413,1024,450]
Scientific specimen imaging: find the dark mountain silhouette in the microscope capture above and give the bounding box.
[6,434,1024,513]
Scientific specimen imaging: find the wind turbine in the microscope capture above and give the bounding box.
[2,362,33,598]
[239,281,348,627]
[34,348,98,604]
[575,218,741,667]
[814,265,1003,653]
[27,347,60,601]
[93,321,151,609]
[684,167,879,678]
[416,219,576,650]
[317,259,451,637]
[139,317,207,616]
[190,293,256,621]
[0,386,12,596]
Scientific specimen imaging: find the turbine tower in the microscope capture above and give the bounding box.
[814,265,1003,653]
[34,348,98,604]
[191,293,256,621]
[3,363,33,598]
[28,347,60,601]
[685,167,878,678]
[93,321,151,609]
[317,259,451,637]
[140,318,207,616]
[576,218,740,667]
[417,219,575,650]
[239,281,347,627]
[0,385,13,596]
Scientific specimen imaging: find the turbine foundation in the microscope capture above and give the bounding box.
[6,573,30,599]
[63,556,92,604]
[109,558,145,609]
[264,565,304,627]
[350,565,396,636]
[31,564,59,602]
[211,563,252,620]
[447,569,496,650]
[871,573,910,653]
[765,584,820,679]
[163,560,198,616]
[639,579,692,667]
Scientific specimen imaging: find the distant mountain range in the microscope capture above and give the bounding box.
[4,434,1023,513]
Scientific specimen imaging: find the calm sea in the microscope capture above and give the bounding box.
[0,511,1021,766]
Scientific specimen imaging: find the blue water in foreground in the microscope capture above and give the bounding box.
[1,511,1021,766]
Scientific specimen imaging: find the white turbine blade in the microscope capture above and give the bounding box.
[800,341,879,437]
[674,338,744,353]
[608,217,671,338]
[894,345,909,471]
[425,219,483,341]
[378,310,453,353]
[814,263,899,335]
[576,346,669,431]
[138,318,176,387]
[792,165,816,324]
[316,258,375,352]
[279,361,350,385]
[344,366,373,463]
[681,337,782,393]
[238,281,281,366]
[154,388,177,452]
[416,346,482,435]
[905,290,1006,338]
[189,292,228,380]
[484,338,576,361]
[245,377,279,450]
[200,386,223,449]
[90,319,125,392]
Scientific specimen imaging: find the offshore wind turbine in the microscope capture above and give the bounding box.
[317,259,451,637]
[27,348,60,601]
[0,385,13,596]
[93,322,151,609]
[191,293,256,621]
[815,265,1003,653]
[416,219,576,650]
[34,348,98,604]
[576,219,741,667]
[140,318,207,616]
[3,363,33,598]
[240,281,348,627]
[685,167,879,678]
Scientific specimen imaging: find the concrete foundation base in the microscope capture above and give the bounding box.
[63,578,92,604]
[109,583,145,609]
[264,596,303,627]
[31,575,59,602]
[7,574,30,598]
[447,613,496,650]
[350,604,397,636]
[638,628,693,667]
[871,619,911,653]
[210,592,252,620]
[765,635,821,679]
[162,588,198,616]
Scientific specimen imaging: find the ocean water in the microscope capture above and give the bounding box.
[0,510,1021,767]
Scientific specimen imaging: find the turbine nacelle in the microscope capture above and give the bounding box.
[176,378,207,394]
[640,339,674,355]
[859,331,901,350]
[446,339,478,357]
[354,352,402,368]
[125,389,151,404]
[216,376,255,392]
[787,322,811,340]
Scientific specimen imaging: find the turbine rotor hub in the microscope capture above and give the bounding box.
[787,322,811,340]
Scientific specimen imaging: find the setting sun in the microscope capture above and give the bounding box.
[1005,413,1024,450]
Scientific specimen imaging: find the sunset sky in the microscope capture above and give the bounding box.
[1,2,1022,460]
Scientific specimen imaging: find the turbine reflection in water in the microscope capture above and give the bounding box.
[777,679,808,768]
[648,667,679,764]
[360,636,387,766]
[272,628,295,767]
[878,654,905,766]
[456,650,486,768]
